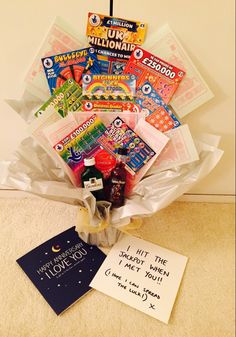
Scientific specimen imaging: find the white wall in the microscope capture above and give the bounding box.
[114,0,235,196]
[0,0,235,197]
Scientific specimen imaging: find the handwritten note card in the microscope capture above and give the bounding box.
[90,235,188,323]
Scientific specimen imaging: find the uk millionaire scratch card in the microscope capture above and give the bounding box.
[42,47,100,95]
[136,82,181,132]
[86,13,147,74]
[87,13,147,59]
[97,117,156,175]
[124,46,185,104]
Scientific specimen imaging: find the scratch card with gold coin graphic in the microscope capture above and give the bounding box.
[17,227,106,315]
[86,13,147,73]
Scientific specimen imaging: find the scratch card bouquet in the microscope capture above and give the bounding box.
[1,14,223,246]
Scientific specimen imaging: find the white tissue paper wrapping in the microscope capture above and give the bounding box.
[0,110,223,246]
[1,18,223,246]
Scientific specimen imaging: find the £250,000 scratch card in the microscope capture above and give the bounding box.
[42,47,100,95]
[124,46,185,104]
[136,82,181,132]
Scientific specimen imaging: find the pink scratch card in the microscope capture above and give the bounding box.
[125,119,169,195]
[25,17,87,100]
[147,124,199,174]
[124,46,185,104]
[90,234,188,324]
[144,24,214,117]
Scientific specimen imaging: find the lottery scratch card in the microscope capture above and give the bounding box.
[54,114,106,176]
[97,55,128,75]
[82,74,136,101]
[144,24,214,117]
[124,46,185,104]
[86,13,147,60]
[136,82,181,132]
[35,79,82,118]
[82,100,140,113]
[42,47,100,95]
[97,117,156,175]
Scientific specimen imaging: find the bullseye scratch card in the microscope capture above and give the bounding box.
[97,117,156,175]
[136,82,181,132]
[124,46,185,104]
[42,47,100,95]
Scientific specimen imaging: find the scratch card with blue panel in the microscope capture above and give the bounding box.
[97,117,156,175]
[136,82,181,133]
[42,47,100,95]
[16,227,106,315]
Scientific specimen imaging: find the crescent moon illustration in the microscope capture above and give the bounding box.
[52,245,61,253]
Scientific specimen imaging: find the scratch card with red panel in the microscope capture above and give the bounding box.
[124,46,185,104]
[42,47,100,95]
[136,81,181,132]
[97,117,156,175]
[82,100,141,113]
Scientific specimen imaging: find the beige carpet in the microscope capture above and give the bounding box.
[0,196,234,337]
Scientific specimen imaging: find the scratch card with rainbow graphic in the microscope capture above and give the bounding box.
[42,47,100,95]
[82,74,136,101]
[53,114,106,181]
[124,46,186,104]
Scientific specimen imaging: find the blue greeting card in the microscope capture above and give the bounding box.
[17,227,106,315]
[42,47,100,95]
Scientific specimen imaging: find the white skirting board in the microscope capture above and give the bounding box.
[178,194,235,203]
[0,189,234,203]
